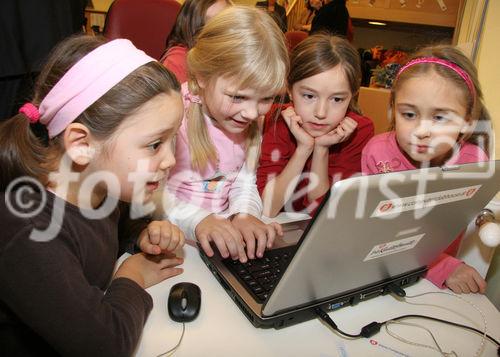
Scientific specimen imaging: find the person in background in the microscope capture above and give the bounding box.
[256,0,288,33]
[362,45,492,294]
[157,6,289,263]
[161,0,230,84]
[295,0,323,32]
[0,0,87,120]
[0,35,185,355]
[310,0,349,37]
[257,34,374,217]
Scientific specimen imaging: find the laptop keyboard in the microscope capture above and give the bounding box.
[222,246,296,303]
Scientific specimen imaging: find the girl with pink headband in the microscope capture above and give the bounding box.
[0,36,186,355]
[361,45,493,294]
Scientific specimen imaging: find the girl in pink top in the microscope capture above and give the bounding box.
[362,45,493,294]
[159,7,289,263]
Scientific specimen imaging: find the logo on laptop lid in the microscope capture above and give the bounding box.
[371,185,481,218]
[363,234,424,261]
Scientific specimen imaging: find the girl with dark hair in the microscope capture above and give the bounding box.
[0,35,185,355]
[161,0,230,84]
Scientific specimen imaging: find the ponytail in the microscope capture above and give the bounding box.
[0,114,55,190]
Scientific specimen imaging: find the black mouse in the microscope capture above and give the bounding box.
[168,282,201,322]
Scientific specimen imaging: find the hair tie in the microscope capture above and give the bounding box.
[184,92,202,104]
[19,103,41,123]
[395,57,476,99]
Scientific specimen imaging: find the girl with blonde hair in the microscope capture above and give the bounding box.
[160,6,290,263]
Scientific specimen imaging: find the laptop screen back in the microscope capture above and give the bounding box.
[263,161,500,316]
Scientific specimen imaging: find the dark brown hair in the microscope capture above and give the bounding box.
[165,0,230,51]
[288,33,362,114]
[390,45,492,155]
[0,35,180,190]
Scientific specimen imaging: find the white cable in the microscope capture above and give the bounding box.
[156,323,186,357]
[385,320,457,356]
[403,291,487,357]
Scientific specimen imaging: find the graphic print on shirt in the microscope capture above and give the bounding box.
[201,170,227,193]
[375,158,402,173]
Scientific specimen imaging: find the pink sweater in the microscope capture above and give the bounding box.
[361,131,488,288]
[165,84,262,239]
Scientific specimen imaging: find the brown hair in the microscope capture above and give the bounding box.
[288,33,362,114]
[0,35,180,191]
[164,0,231,51]
[390,45,492,155]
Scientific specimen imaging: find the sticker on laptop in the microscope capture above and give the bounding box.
[371,185,481,218]
[363,234,424,261]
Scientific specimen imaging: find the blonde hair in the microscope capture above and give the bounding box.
[185,6,289,171]
[390,45,492,155]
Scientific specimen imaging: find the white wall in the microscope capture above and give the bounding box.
[475,0,500,309]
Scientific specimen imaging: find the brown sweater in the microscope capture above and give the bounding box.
[0,188,152,356]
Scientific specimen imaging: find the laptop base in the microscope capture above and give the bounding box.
[200,250,426,329]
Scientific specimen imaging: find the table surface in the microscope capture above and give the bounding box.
[132,242,500,357]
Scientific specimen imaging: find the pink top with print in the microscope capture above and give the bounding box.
[167,85,247,213]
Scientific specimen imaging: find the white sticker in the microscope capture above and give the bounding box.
[363,234,424,261]
[371,185,481,218]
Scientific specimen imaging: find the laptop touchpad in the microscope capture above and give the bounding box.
[273,222,307,247]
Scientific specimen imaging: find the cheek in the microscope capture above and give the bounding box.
[432,129,461,147]
[395,123,410,143]
[259,102,273,116]
[213,98,235,118]
[294,103,311,121]
[328,102,349,124]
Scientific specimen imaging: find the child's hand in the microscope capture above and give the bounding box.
[231,214,283,259]
[314,116,357,148]
[114,252,184,289]
[196,214,247,262]
[137,220,185,255]
[445,263,487,294]
[282,107,314,151]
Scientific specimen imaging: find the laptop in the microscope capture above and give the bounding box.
[198,160,500,328]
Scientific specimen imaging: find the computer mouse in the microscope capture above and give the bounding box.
[168,282,201,322]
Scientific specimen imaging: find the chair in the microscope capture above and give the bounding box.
[284,31,308,53]
[357,86,391,135]
[103,0,181,60]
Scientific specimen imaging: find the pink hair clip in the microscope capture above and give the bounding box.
[184,92,202,104]
[19,103,41,123]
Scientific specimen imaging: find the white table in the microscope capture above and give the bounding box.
[133,243,500,357]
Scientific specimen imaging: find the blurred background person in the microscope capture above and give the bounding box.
[0,0,86,120]
[161,0,230,84]
[295,0,323,32]
[256,0,288,33]
[310,0,349,37]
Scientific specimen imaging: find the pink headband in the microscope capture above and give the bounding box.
[35,39,154,138]
[396,57,476,99]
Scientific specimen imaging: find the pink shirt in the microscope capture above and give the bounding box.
[168,86,247,213]
[361,131,489,288]
[361,131,488,175]
[164,84,263,239]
